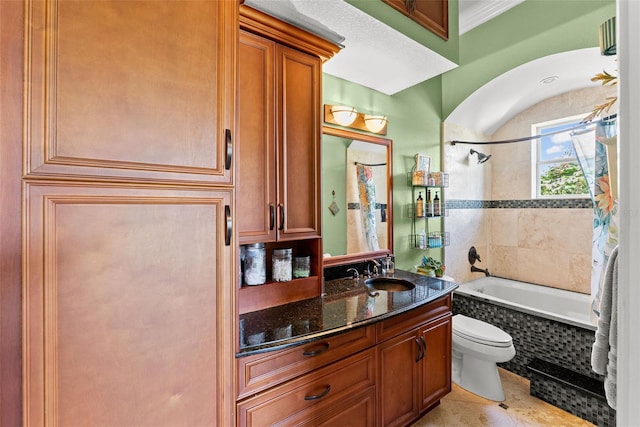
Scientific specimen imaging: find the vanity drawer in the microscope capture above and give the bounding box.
[237,348,376,427]
[377,294,451,342]
[237,325,375,399]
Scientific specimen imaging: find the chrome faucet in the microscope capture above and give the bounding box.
[346,267,360,280]
[365,259,380,277]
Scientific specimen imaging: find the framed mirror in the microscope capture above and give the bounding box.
[321,125,393,266]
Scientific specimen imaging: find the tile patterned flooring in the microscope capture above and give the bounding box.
[412,368,595,427]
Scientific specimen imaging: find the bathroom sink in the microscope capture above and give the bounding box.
[365,277,415,292]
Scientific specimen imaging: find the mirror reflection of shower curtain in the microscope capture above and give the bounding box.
[356,164,380,252]
[571,119,618,318]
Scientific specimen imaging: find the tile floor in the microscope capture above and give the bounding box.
[412,368,595,427]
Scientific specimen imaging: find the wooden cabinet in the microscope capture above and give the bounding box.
[377,295,452,426]
[236,6,340,313]
[238,325,376,399]
[19,1,237,425]
[25,0,235,185]
[236,294,453,427]
[238,348,376,427]
[23,182,235,426]
[237,29,321,244]
[382,0,449,40]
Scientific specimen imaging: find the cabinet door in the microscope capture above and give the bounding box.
[382,0,448,40]
[23,182,235,427]
[377,329,421,427]
[25,0,235,184]
[276,44,322,241]
[237,30,277,243]
[420,316,452,411]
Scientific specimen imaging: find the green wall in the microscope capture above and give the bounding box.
[322,0,616,272]
[323,74,444,271]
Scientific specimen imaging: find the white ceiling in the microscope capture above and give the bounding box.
[246,1,614,134]
[448,47,618,134]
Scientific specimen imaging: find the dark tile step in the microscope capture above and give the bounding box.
[527,357,606,401]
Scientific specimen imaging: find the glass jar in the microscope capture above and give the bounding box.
[272,248,292,282]
[293,256,311,278]
[243,243,266,285]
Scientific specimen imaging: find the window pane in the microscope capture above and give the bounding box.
[539,161,589,196]
[539,123,576,162]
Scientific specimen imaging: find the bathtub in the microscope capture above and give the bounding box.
[455,276,596,331]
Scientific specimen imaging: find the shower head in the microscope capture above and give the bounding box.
[470,149,492,164]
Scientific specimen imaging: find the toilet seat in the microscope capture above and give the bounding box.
[453,314,512,348]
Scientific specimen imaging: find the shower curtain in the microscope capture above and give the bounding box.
[356,164,380,252]
[572,118,618,318]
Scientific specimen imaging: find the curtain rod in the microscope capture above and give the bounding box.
[450,114,617,145]
[355,162,387,166]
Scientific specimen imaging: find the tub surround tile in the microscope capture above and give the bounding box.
[490,209,518,247]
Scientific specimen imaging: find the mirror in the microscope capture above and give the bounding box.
[321,126,393,266]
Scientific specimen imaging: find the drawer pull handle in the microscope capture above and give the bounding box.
[225,205,232,246]
[225,128,232,170]
[269,203,275,230]
[420,335,427,359]
[278,203,285,230]
[302,342,330,357]
[304,385,331,401]
[415,338,422,362]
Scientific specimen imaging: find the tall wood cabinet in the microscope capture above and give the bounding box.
[236,6,340,314]
[19,1,237,425]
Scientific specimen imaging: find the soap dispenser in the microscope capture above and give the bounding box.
[382,254,395,275]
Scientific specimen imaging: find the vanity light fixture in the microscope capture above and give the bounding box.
[330,105,358,126]
[324,104,388,135]
[364,114,388,134]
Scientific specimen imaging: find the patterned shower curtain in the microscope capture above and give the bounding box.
[572,118,618,317]
[356,164,380,252]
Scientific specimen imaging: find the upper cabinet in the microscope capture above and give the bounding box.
[382,0,449,40]
[237,6,339,244]
[25,0,235,185]
[238,31,321,243]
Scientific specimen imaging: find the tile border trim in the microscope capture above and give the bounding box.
[446,198,592,209]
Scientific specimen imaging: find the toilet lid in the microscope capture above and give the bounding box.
[453,314,513,347]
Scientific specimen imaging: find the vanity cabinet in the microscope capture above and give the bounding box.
[236,294,453,427]
[377,295,452,426]
[238,348,377,427]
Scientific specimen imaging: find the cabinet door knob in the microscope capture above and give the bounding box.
[225,128,232,170]
[225,205,232,246]
[304,385,331,401]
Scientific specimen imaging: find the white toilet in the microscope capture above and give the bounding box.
[451,314,516,401]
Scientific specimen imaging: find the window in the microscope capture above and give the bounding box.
[532,114,590,198]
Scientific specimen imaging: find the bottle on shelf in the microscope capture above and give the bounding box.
[416,191,424,217]
[426,189,433,217]
[433,191,440,217]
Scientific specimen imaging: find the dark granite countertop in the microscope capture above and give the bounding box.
[237,269,458,357]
